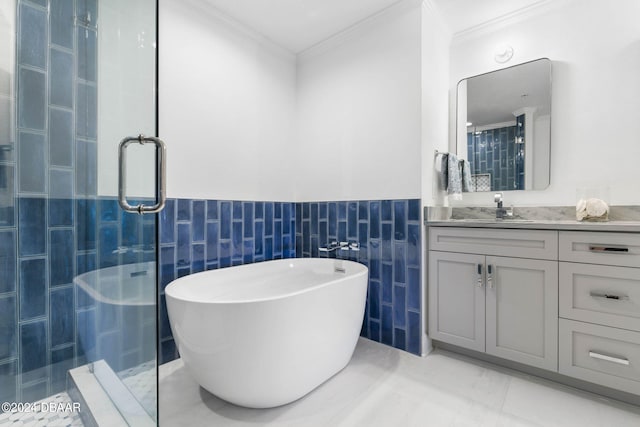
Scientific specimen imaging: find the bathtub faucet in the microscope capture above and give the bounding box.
[319,241,360,253]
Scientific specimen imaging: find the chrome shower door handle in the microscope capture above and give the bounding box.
[118,134,167,214]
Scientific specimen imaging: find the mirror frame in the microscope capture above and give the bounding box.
[456,58,552,192]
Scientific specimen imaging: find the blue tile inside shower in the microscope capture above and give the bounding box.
[6,195,155,399]
[18,67,46,131]
[0,231,16,293]
[296,199,421,355]
[467,124,523,191]
[50,0,75,49]
[50,48,74,109]
[4,0,110,402]
[18,131,46,193]
[158,198,297,364]
[49,108,73,167]
[18,3,47,69]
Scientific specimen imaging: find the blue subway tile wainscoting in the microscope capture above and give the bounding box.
[295,199,422,355]
[158,199,297,363]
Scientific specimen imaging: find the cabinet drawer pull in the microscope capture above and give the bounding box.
[588,351,630,366]
[589,245,629,253]
[589,292,629,301]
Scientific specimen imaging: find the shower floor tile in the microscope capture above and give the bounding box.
[120,360,157,419]
[159,337,640,427]
[0,392,83,427]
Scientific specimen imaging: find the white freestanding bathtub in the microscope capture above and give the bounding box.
[165,258,368,408]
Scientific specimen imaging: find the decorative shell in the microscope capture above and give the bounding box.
[576,198,609,222]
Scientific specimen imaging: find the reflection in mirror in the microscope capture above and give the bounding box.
[457,58,551,192]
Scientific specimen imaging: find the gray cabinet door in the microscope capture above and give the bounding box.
[429,251,486,352]
[485,256,558,371]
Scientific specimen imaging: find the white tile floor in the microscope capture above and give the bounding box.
[0,392,83,427]
[159,338,640,427]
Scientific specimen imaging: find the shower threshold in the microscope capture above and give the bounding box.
[68,361,156,427]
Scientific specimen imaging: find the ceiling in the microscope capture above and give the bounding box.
[202,0,548,54]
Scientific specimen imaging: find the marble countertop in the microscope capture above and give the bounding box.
[426,219,640,232]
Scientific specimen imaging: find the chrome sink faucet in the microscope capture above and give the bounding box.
[494,193,512,219]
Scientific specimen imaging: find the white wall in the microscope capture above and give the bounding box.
[295,0,423,202]
[448,0,640,206]
[420,1,451,207]
[419,0,451,355]
[159,0,297,201]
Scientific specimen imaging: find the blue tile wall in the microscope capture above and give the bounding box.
[20,321,47,385]
[50,287,74,347]
[75,140,97,195]
[49,108,73,167]
[0,297,16,361]
[77,28,97,82]
[467,124,524,191]
[19,258,46,321]
[50,48,74,110]
[158,198,297,364]
[49,229,73,286]
[0,231,16,293]
[18,197,46,256]
[0,361,17,403]
[296,199,422,355]
[18,68,46,130]
[76,84,97,140]
[3,0,107,402]
[51,0,74,49]
[18,132,46,193]
[0,165,15,226]
[18,3,47,69]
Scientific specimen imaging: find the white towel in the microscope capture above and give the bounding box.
[461,159,472,193]
[436,153,449,191]
[447,153,463,200]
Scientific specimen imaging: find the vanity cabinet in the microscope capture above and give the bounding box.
[428,227,558,371]
[428,224,640,399]
[558,231,640,395]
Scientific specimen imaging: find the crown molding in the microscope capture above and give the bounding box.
[185,0,296,61]
[298,0,422,61]
[451,0,561,44]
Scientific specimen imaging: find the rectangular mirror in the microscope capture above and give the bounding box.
[456,58,551,192]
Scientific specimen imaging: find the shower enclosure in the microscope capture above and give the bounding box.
[0,0,160,425]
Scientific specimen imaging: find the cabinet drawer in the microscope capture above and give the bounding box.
[560,262,640,331]
[559,231,640,267]
[559,319,640,395]
[429,227,557,260]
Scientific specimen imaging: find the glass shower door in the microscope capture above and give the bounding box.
[0,0,160,425]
